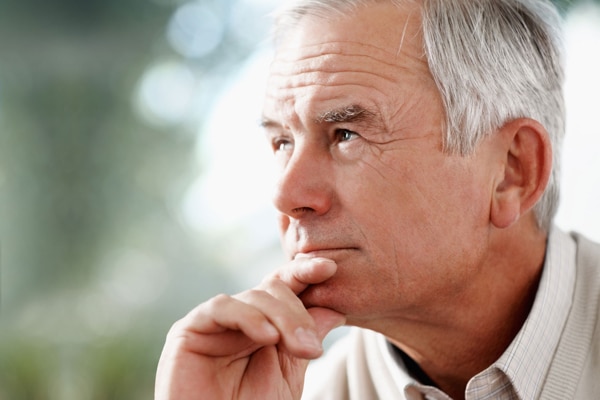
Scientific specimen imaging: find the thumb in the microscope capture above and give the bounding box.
[307,307,346,342]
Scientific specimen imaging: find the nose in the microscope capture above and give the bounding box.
[272,142,334,218]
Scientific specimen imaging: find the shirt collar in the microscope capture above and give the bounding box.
[471,226,577,399]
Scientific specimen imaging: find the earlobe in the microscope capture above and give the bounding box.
[490,118,552,229]
[491,188,521,229]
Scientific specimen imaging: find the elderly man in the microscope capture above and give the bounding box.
[155,0,600,399]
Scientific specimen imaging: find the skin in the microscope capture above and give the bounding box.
[155,2,553,399]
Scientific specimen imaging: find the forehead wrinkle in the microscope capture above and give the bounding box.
[265,77,396,106]
[267,60,423,103]
[270,56,397,87]
[272,41,427,77]
[277,40,406,63]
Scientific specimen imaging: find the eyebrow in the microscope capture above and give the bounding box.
[316,104,377,124]
[259,118,279,129]
[259,104,380,130]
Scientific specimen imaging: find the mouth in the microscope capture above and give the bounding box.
[293,247,359,261]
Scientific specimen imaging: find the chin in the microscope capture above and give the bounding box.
[299,280,355,315]
[299,282,335,309]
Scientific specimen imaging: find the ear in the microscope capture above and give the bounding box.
[490,118,553,229]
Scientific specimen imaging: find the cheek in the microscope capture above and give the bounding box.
[341,156,490,263]
[401,152,492,223]
[433,164,493,226]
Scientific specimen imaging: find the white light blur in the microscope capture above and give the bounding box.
[229,0,281,46]
[555,4,600,242]
[134,60,198,126]
[181,47,276,234]
[96,248,169,308]
[167,2,224,58]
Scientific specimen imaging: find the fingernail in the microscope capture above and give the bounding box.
[297,257,335,272]
[262,322,279,338]
[312,257,335,264]
[295,327,322,351]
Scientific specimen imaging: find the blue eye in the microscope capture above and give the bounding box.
[336,129,359,142]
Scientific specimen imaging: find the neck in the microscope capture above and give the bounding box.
[386,221,547,399]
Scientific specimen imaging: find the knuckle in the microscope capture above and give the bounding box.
[189,294,228,319]
[209,293,232,307]
[165,317,190,342]
[235,288,269,303]
[259,275,282,289]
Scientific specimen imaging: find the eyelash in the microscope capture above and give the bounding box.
[335,128,359,143]
[271,128,360,153]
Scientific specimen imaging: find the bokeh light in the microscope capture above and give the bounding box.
[167,2,224,58]
[134,60,199,127]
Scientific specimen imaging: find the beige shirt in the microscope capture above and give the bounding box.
[302,227,600,399]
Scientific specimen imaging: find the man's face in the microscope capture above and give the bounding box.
[262,2,498,329]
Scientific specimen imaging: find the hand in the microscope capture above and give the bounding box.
[155,257,346,400]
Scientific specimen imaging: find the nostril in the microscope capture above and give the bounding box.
[292,207,314,215]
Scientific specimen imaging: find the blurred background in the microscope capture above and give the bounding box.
[0,0,598,398]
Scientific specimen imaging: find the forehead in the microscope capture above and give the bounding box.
[264,1,434,125]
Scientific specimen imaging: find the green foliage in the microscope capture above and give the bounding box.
[0,339,53,400]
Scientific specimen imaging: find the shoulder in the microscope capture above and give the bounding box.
[543,229,600,398]
[571,231,600,268]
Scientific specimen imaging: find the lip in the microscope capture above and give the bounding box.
[293,247,358,260]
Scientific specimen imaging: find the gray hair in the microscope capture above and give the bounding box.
[272,0,566,231]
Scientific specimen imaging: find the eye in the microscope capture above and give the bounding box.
[335,128,360,143]
[272,137,293,153]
